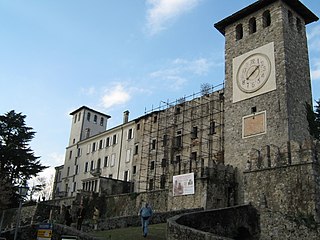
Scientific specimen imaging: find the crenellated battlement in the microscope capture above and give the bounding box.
[245,139,320,172]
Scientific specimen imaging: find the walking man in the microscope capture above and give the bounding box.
[139,203,153,238]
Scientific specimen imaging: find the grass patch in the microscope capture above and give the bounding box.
[92,223,167,240]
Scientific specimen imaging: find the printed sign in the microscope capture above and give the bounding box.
[37,223,52,240]
[173,172,195,196]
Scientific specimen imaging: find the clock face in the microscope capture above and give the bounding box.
[236,53,271,93]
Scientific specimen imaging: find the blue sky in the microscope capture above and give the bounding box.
[0,0,319,180]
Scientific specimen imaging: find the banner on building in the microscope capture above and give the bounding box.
[173,172,195,196]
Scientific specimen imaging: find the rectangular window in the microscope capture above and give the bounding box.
[124,170,129,181]
[133,165,137,174]
[111,154,115,167]
[85,162,88,172]
[191,126,198,139]
[137,123,140,130]
[153,116,157,123]
[128,129,133,139]
[90,160,94,170]
[104,156,109,167]
[134,144,139,155]
[209,121,216,135]
[77,148,81,157]
[67,167,70,176]
[126,149,131,163]
[160,175,166,189]
[105,137,110,147]
[151,139,156,150]
[161,158,167,168]
[150,161,155,170]
[191,152,197,161]
[175,136,182,148]
[149,179,154,190]
[99,139,103,149]
[163,134,168,146]
[92,142,96,152]
[113,134,117,145]
[69,150,72,160]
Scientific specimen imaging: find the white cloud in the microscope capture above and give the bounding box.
[101,83,131,109]
[146,0,201,35]
[149,57,218,88]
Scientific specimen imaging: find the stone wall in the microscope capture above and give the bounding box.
[259,209,320,240]
[93,208,203,231]
[244,140,320,238]
[0,202,61,234]
[68,163,236,221]
[167,204,260,240]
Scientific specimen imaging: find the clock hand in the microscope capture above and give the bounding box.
[246,65,259,80]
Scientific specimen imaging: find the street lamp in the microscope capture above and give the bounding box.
[14,182,28,240]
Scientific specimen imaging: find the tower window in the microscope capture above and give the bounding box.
[74,114,77,123]
[236,24,243,40]
[87,112,91,121]
[296,18,302,32]
[93,115,97,124]
[251,106,257,113]
[263,10,271,28]
[100,117,104,126]
[288,10,293,26]
[249,17,256,34]
[78,112,81,121]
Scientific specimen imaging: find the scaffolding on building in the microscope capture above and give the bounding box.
[134,83,225,192]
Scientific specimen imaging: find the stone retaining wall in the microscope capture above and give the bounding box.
[167,205,260,240]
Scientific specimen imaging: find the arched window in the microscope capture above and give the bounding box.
[87,112,91,121]
[263,10,271,27]
[288,10,293,26]
[236,24,243,40]
[100,117,104,126]
[296,18,302,32]
[93,114,97,123]
[249,17,257,34]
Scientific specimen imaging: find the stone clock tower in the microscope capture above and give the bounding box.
[215,0,318,202]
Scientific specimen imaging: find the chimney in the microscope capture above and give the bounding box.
[123,110,129,124]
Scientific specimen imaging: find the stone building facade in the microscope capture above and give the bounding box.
[52,0,320,238]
